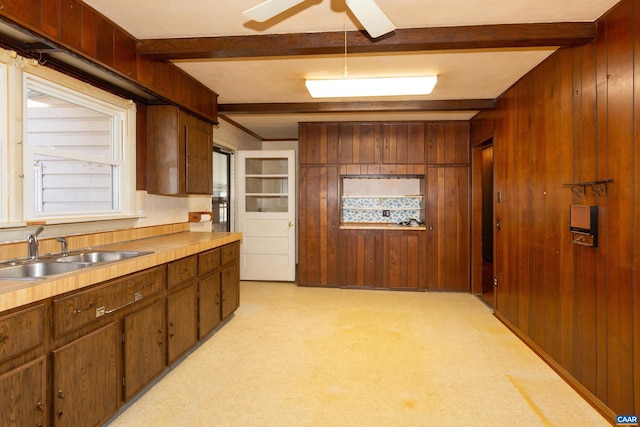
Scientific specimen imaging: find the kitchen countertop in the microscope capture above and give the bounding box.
[0,231,242,313]
[340,223,427,231]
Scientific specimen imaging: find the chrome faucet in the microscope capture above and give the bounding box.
[56,236,68,256]
[26,225,44,260]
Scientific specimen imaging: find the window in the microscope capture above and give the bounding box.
[14,62,135,223]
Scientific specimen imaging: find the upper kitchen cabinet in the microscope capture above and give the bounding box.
[339,123,382,167]
[147,105,213,195]
[299,123,339,165]
[426,122,470,165]
[382,123,425,165]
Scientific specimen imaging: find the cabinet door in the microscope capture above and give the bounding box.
[53,322,120,427]
[167,282,198,364]
[298,166,339,286]
[426,122,470,165]
[299,123,339,165]
[199,272,221,339]
[382,123,425,165]
[339,124,381,165]
[123,299,165,401]
[184,113,213,194]
[426,167,470,290]
[339,230,384,288]
[384,231,426,290]
[221,262,239,320]
[0,356,46,427]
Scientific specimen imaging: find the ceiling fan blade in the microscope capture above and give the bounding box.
[243,0,307,22]
[346,0,395,38]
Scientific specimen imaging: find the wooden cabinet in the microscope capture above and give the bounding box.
[299,123,339,165]
[52,322,120,427]
[339,123,381,166]
[339,229,384,288]
[0,305,44,363]
[198,247,222,339]
[426,166,470,291]
[123,299,165,401]
[299,166,340,287]
[426,122,470,165]
[384,231,426,290]
[220,242,240,320]
[382,123,425,165]
[147,105,213,195]
[0,356,46,427]
[167,256,199,364]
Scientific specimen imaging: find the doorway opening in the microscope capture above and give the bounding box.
[480,144,494,307]
[212,147,232,232]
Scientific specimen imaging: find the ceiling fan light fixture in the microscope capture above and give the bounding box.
[305,76,438,98]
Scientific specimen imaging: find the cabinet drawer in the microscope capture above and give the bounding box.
[221,242,239,266]
[54,266,165,336]
[0,305,44,363]
[167,255,197,288]
[198,248,220,275]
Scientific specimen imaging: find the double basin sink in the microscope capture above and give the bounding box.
[0,250,152,280]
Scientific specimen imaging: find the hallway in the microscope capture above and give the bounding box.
[107,282,608,427]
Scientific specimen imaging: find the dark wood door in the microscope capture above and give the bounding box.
[339,229,384,288]
[426,166,470,291]
[123,299,165,401]
[199,272,221,338]
[298,166,339,286]
[384,231,426,290]
[0,356,46,427]
[53,322,120,427]
[221,262,239,320]
[167,282,198,364]
[382,123,425,165]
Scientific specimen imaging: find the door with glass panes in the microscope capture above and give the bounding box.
[237,150,295,281]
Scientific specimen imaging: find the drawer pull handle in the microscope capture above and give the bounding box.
[139,281,154,289]
[73,303,95,314]
[0,334,8,343]
[104,292,142,315]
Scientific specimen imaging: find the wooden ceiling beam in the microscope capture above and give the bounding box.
[218,99,496,114]
[137,22,596,60]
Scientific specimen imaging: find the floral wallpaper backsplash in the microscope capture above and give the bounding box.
[342,196,422,224]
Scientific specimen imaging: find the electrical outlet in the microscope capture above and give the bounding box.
[382,210,391,217]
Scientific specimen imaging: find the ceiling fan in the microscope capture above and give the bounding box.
[243,0,396,38]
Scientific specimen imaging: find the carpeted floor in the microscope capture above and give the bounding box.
[106,281,609,427]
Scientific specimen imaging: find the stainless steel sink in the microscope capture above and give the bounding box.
[0,250,152,280]
[53,250,152,264]
[0,261,94,280]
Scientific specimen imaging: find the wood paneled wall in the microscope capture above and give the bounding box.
[470,0,638,419]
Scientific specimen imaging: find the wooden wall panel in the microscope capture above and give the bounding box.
[59,0,82,49]
[472,0,638,419]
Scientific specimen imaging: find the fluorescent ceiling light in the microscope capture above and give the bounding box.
[305,76,437,98]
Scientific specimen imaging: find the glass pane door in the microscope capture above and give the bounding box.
[244,157,289,213]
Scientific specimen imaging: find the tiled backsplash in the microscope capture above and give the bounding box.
[342,196,422,224]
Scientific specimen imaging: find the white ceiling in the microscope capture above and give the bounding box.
[83,0,621,140]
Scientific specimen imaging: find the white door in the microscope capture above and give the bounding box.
[237,150,296,281]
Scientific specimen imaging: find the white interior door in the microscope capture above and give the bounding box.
[237,150,296,281]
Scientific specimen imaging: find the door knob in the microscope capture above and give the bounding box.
[288,221,294,227]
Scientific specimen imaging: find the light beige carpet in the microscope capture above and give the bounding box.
[107,282,609,427]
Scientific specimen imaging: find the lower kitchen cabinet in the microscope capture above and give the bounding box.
[123,299,165,400]
[339,230,384,288]
[384,231,426,290]
[198,272,221,339]
[167,281,198,364]
[221,242,240,320]
[0,356,46,427]
[52,321,120,427]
